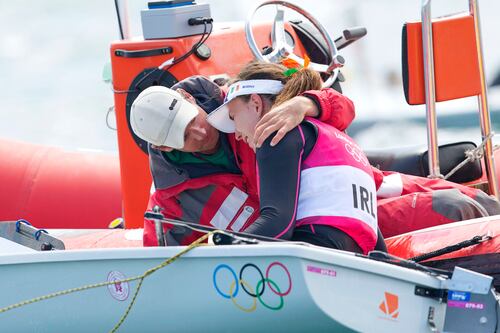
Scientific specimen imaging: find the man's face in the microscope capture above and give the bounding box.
[152,91,220,154]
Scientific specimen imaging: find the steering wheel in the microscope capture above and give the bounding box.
[245,0,344,88]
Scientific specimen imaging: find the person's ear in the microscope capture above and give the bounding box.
[176,88,196,104]
[250,94,263,116]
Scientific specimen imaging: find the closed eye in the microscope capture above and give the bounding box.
[184,119,195,141]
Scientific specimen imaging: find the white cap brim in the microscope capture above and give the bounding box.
[206,79,284,133]
[206,103,235,133]
[164,101,198,148]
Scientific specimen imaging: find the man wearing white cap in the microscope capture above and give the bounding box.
[130,76,355,246]
[131,86,221,154]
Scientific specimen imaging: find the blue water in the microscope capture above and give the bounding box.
[1,0,499,152]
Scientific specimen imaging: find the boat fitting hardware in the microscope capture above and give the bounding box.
[427,306,439,332]
[152,205,166,247]
[115,47,173,58]
[415,285,447,302]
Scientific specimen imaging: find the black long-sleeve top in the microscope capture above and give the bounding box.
[244,122,316,239]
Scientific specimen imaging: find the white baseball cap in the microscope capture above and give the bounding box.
[206,79,284,133]
[130,86,198,149]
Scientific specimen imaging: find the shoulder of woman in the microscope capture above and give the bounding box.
[256,125,306,158]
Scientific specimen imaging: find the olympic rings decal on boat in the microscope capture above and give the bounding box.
[266,262,292,296]
[213,264,239,299]
[213,261,292,312]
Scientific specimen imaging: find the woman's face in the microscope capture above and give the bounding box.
[227,94,265,149]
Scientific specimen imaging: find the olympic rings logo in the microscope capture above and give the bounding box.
[212,262,292,312]
[345,143,369,167]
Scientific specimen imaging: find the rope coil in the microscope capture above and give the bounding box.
[444,132,495,180]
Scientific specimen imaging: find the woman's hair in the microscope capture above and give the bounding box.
[233,61,322,107]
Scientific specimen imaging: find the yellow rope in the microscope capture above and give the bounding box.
[0,231,213,333]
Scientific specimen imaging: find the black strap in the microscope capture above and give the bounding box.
[409,234,492,262]
[144,209,286,244]
[367,250,452,277]
[114,47,173,58]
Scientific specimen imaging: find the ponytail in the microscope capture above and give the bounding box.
[274,68,322,106]
[234,61,322,109]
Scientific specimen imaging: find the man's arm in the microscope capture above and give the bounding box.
[253,88,355,147]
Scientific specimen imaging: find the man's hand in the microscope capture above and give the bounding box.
[253,96,319,148]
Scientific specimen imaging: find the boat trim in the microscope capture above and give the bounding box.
[0,242,445,289]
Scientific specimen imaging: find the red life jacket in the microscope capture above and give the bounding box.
[143,135,259,246]
[372,168,500,237]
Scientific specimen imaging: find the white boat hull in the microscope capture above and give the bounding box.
[0,243,451,332]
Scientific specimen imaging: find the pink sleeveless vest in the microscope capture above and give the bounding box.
[296,118,378,254]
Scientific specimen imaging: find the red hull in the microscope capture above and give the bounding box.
[387,216,500,288]
[386,216,499,261]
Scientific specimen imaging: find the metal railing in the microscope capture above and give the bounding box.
[420,0,499,199]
